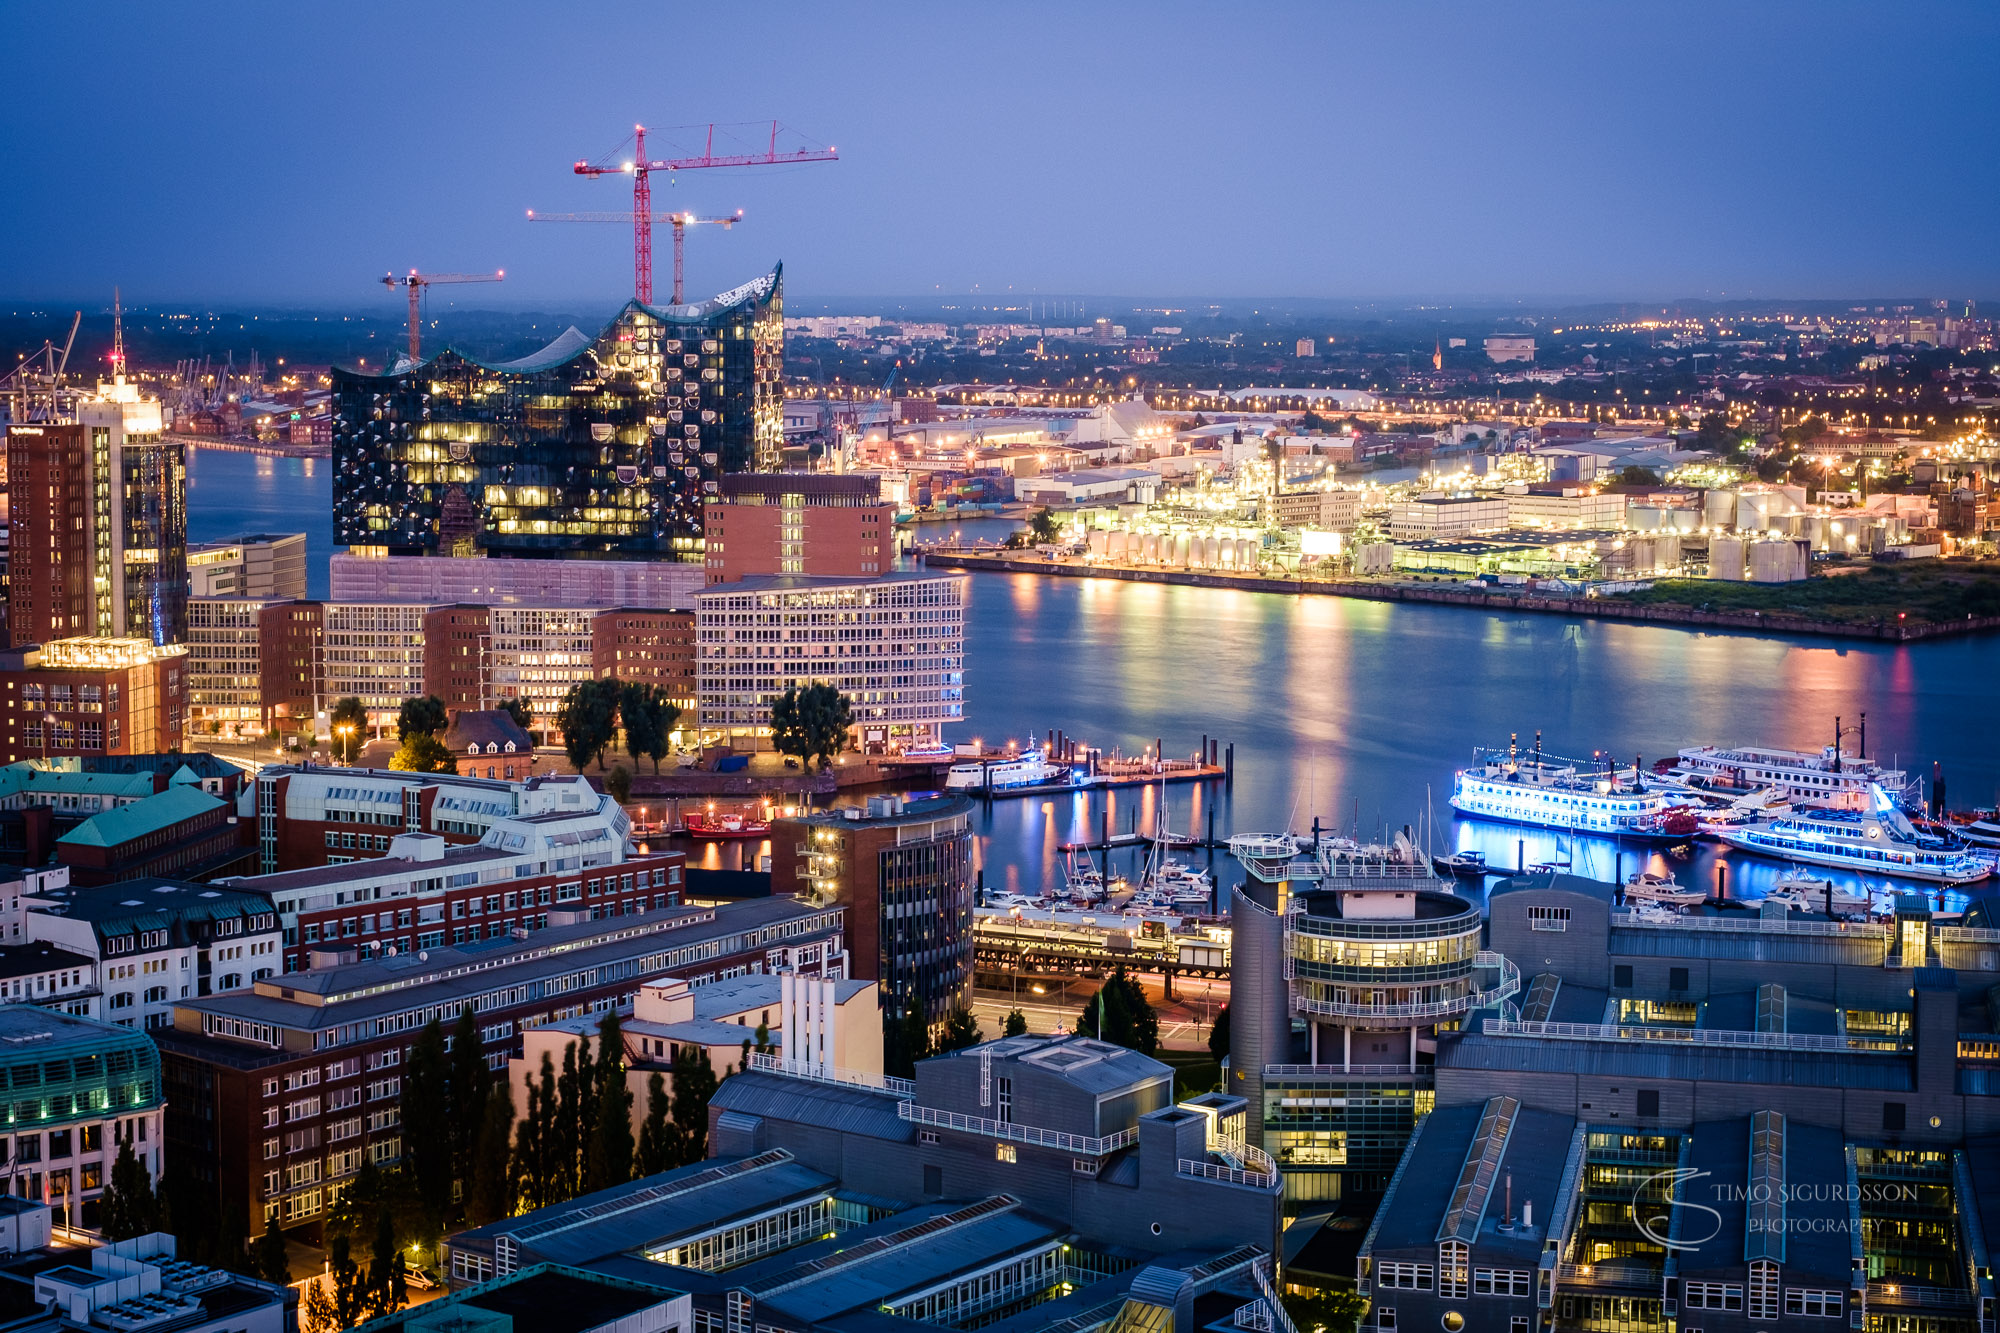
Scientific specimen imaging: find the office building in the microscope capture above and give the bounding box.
[185,598,266,737]
[432,1036,1288,1333]
[1225,843,1518,1204]
[592,608,698,720]
[157,895,844,1239]
[696,573,966,752]
[423,604,491,713]
[321,602,429,734]
[331,270,785,558]
[488,606,596,742]
[702,473,893,583]
[242,765,619,874]
[185,533,307,600]
[770,794,974,1027]
[53,779,249,885]
[25,877,280,1030]
[257,600,323,742]
[0,1005,163,1230]
[0,639,187,765]
[3,373,187,649]
[329,551,703,609]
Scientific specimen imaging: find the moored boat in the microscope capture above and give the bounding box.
[1709,784,1996,886]
[1451,734,1702,841]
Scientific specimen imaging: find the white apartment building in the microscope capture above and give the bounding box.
[186,598,270,735]
[23,879,281,1031]
[322,603,431,732]
[0,940,99,1017]
[1502,488,1629,530]
[696,573,966,751]
[488,607,596,743]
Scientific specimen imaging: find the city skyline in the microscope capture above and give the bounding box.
[3,3,1997,306]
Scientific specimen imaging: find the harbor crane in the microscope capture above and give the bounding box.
[380,269,504,363]
[563,121,836,303]
[527,208,741,304]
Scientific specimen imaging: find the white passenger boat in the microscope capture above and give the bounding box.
[945,748,1084,792]
[1672,737,1912,810]
[1709,785,1996,886]
[1451,737,1702,841]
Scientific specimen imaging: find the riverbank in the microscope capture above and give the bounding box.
[920,549,2000,642]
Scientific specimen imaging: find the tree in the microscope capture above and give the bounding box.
[1616,465,1662,487]
[605,764,633,806]
[1077,968,1159,1055]
[215,1201,248,1278]
[635,1072,673,1177]
[497,697,534,733]
[585,1063,634,1192]
[620,681,681,774]
[467,1085,517,1228]
[1003,1009,1028,1038]
[251,1222,290,1286]
[769,683,854,770]
[98,1136,159,1240]
[390,731,456,773]
[1283,1287,1369,1333]
[366,1206,404,1319]
[514,1052,558,1211]
[937,1006,983,1054]
[328,697,368,765]
[556,678,621,771]
[448,1006,492,1189]
[329,1232,368,1330]
[885,999,932,1079]
[402,1017,452,1220]
[396,695,448,742]
[668,1045,718,1167]
[1208,1003,1231,1062]
[1029,507,1062,544]
[302,1279,339,1333]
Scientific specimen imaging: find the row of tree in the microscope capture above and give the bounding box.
[555,679,682,775]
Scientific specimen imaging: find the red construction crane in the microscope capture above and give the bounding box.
[380,269,504,362]
[568,121,836,303]
[527,209,741,304]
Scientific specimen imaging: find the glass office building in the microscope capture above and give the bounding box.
[332,267,784,558]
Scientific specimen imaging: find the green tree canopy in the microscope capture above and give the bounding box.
[396,695,448,741]
[669,1045,718,1166]
[251,1222,290,1285]
[557,678,622,771]
[328,697,368,765]
[401,1018,452,1220]
[497,697,534,732]
[1003,1009,1028,1038]
[635,1072,673,1178]
[466,1084,516,1228]
[936,1006,983,1054]
[98,1135,159,1240]
[1077,968,1159,1055]
[1207,1003,1231,1062]
[390,731,456,773]
[605,764,633,806]
[769,683,854,770]
[1029,507,1063,544]
[620,680,682,775]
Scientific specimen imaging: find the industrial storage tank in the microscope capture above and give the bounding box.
[1748,538,1809,583]
[1709,535,1746,580]
[1664,508,1699,534]
[1238,538,1260,569]
[1172,533,1191,567]
[1142,533,1161,563]
[1202,536,1222,567]
[1629,505,1663,532]
[1106,530,1128,561]
[1737,492,1772,530]
[1704,490,1737,528]
[1087,529,1108,556]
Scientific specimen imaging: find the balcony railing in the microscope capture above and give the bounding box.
[1290,952,1519,1021]
[1263,1063,1426,1079]
[1557,1262,1662,1290]
[1484,1019,1901,1053]
[747,1052,915,1098]
[896,1101,1137,1156]
[1868,1284,1973,1310]
[1613,909,1891,938]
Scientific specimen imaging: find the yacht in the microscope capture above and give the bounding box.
[1949,813,2000,849]
[1622,870,1706,908]
[1709,784,1996,886]
[1451,737,1702,841]
[1143,859,1215,911]
[945,748,1082,792]
[1761,875,1880,915]
[1672,739,1911,810]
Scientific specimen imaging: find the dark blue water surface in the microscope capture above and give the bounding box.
[188,450,2000,906]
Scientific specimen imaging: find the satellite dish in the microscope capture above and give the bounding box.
[418,951,429,962]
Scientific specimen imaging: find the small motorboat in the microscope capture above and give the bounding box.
[1762,876,1879,915]
[1431,850,1489,880]
[1623,870,1706,908]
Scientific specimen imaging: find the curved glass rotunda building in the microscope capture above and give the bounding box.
[332,267,784,558]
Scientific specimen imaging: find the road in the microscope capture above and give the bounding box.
[973,972,1227,1051]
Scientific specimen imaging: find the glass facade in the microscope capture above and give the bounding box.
[332,269,783,556]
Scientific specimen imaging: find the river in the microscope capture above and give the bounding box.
[186,448,2000,908]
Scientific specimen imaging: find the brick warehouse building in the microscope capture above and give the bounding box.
[156,896,845,1240]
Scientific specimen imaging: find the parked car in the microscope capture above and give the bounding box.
[403,1265,438,1291]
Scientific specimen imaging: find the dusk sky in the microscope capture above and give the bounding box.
[6,2,1998,308]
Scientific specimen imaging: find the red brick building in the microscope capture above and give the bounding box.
[702,474,893,584]
[591,608,697,715]
[5,424,94,647]
[423,605,491,712]
[257,601,324,738]
[440,709,536,782]
[0,639,187,765]
[156,895,846,1240]
[56,782,253,886]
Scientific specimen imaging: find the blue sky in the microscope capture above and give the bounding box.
[4,2,1996,306]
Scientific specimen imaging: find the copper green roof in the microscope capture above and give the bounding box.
[57,784,226,848]
[0,765,156,800]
